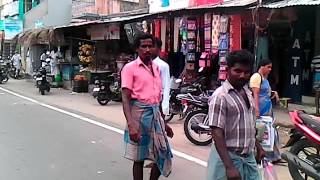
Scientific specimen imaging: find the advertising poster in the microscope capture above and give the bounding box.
[4,19,23,40]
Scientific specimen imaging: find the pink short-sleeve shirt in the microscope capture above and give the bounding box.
[121,57,162,105]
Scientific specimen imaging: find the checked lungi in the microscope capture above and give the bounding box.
[124,100,173,177]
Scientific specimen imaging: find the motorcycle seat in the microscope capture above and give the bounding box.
[180,87,197,94]
[299,112,320,135]
[194,96,209,103]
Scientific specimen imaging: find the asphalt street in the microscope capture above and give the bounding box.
[0,79,293,179]
[0,88,205,180]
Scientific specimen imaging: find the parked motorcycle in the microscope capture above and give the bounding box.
[93,73,121,105]
[179,93,212,146]
[0,59,9,83]
[282,110,320,180]
[35,67,50,95]
[164,68,208,122]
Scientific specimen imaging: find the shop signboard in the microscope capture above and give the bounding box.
[106,23,120,40]
[4,19,23,40]
[1,1,19,19]
[189,0,222,7]
[89,23,120,40]
[286,35,304,102]
[149,0,190,13]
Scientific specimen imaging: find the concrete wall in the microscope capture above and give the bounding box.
[24,0,48,29]
[24,0,72,29]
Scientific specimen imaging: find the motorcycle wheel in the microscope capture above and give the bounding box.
[47,87,50,92]
[97,97,110,105]
[9,72,15,78]
[3,76,8,82]
[40,88,45,95]
[288,138,320,180]
[184,110,212,146]
[163,103,174,123]
[164,113,174,123]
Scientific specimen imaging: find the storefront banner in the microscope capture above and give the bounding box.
[106,24,120,40]
[287,38,303,102]
[149,0,189,13]
[4,19,23,40]
[189,0,222,7]
[89,23,120,40]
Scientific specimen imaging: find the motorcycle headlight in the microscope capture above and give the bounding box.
[100,86,105,90]
[94,80,100,85]
[37,81,42,85]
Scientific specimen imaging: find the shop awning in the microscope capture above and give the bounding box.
[17,28,65,46]
[54,13,152,30]
[262,0,320,8]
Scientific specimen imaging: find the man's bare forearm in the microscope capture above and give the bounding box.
[212,127,235,169]
[122,89,132,125]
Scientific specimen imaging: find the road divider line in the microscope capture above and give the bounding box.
[0,87,208,167]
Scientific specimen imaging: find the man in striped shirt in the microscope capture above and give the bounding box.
[207,50,265,180]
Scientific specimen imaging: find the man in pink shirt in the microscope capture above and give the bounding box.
[121,34,174,180]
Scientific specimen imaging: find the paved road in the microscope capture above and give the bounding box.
[0,79,293,179]
[0,88,205,179]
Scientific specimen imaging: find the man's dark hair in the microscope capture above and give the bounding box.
[226,50,254,69]
[153,37,162,49]
[133,33,154,49]
[258,59,272,69]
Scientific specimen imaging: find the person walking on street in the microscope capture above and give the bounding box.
[121,34,174,180]
[151,38,171,117]
[11,51,22,79]
[207,50,265,180]
[250,59,283,164]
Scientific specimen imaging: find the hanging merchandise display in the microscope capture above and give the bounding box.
[199,52,210,67]
[174,17,180,52]
[218,33,230,51]
[161,19,167,50]
[211,15,220,54]
[154,19,161,39]
[180,18,188,55]
[218,16,230,81]
[230,15,242,51]
[219,16,229,34]
[204,13,212,52]
[186,18,197,65]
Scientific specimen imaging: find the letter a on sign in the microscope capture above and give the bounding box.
[292,39,300,49]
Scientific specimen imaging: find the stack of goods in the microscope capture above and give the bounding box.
[73,74,88,93]
[78,44,94,65]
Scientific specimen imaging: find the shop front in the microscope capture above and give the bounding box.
[250,1,320,102]
[144,0,254,89]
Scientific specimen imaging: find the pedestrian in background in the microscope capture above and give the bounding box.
[250,59,284,164]
[11,51,22,79]
[151,37,171,117]
[121,33,174,180]
[207,50,265,180]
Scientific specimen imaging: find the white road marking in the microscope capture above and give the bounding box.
[0,87,208,167]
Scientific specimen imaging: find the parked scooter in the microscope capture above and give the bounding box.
[282,110,320,180]
[35,67,50,95]
[93,73,121,105]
